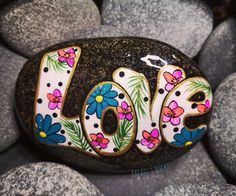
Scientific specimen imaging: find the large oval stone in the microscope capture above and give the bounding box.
[15,37,213,172]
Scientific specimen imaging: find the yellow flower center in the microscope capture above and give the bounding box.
[185,141,193,146]
[39,131,47,138]
[95,95,104,103]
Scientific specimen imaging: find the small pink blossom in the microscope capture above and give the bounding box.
[117,101,133,121]
[90,133,109,149]
[163,100,184,126]
[58,48,76,67]
[141,129,160,149]
[164,70,183,91]
[47,89,63,110]
[197,99,211,113]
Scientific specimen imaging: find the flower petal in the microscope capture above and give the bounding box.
[141,138,149,146]
[121,101,128,109]
[66,58,75,67]
[142,130,151,140]
[170,117,180,126]
[104,98,118,107]
[47,122,61,135]
[165,83,174,91]
[91,87,101,97]
[173,70,182,79]
[48,102,58,110]
[47,133,66,143]
[87,96,95,104]
[43,115,52,132]
[36,114,44,130]
[67,48,75,54]
[53,89,62,97]
[96,103,103,119]
[163,106,172,116]
[148,143,155,149]
[205,100,210,108]
[117,106,123,113]
[100,84,112,95]
[125,113,133,121]
[101,138,109,144]
[91,141,99,146]
[182,128,191,141]
[90,134,97,141]
[169,100,178,110]
[127,106,132,113]
[151,128,159,138]
[173,106,184,117]
[118,113,126,120]
[58,50,66,57]
[163,115,170,123]
[97,133,104,139]
[103,91,118,98]
[86,101,97,115]
[152,138,160,145]
[163,72,175,84]
[101,100,109,110]
[174,134,186,144]
[57,102,62,109]
[58,56,66,62]
[99,143,108,149]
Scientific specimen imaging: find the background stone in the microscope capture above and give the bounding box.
[0,162,102,196]
[199,17,236,89]
[155,182,236,196]
[208,73,236,180]
[0,0,101,57]
[84,143,225,196]
[102,0,213,58]
[0,44,27,152]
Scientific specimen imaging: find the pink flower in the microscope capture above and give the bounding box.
[47,89,63,110]
[164,70,183,91]
[58,48,76,67]
[141,129,160,149]
[197,99,211,113]
[117,101,133,121]
[90,133,109,149]
[163,100,184,126]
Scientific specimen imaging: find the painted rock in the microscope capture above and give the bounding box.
[15,37,213,172]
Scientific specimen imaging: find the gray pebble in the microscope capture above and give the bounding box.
[0,44,27,152]
[155,183,236,196]
[102,0,213,58]
[0,162,102,196]
[208,73,236,180]
[0,0,101,57]
[85,143,225,196]
[199,18,236,89]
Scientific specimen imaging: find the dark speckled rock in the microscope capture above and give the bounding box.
[15,37,213,172]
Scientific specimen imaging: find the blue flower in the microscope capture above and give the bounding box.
[86,83,118,119]
[35,114,66,144]
[171,127,206,147]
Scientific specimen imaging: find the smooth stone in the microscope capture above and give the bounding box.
[155,183,236,196]
[0,44,27,152]
[199,18,236,89]
[85,143,225,196]
[0,162,102,196]
[0,0,101,57]
[208,73,236,179]
[102,0,213,58]
[15,37,213,172]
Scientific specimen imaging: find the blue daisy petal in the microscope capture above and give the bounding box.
[104,97,118,107]
[87,96,95,104]
[96,103,103,119]
[43,115,52,132]
[100,84,112,95]
[174,134,186,144]
[91,87,101,97]
[36,114,44,130]
[101,100,109,110]
[87,101,97,115]
[47,134,66,143]
[195,128,206,140]
[47,123,61,135]
[104,91,118,98]
[171,141,185,147]
[182,127,191,141]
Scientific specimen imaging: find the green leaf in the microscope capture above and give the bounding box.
[46,53,67,72]
[61,119,90,150]
[112,119,133,151]
[186,79,212,98]
[128,75,148,118]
